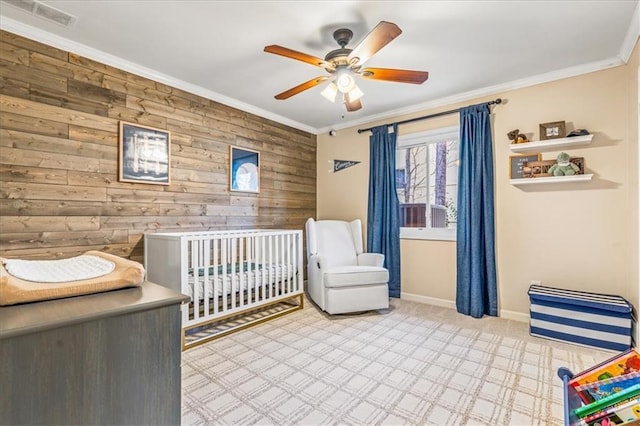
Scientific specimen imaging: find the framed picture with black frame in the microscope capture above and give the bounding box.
[230,146,260,193]
[119,121,170,185]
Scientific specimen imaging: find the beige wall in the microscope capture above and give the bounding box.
[628,41,640,321]
[317,51,639,319]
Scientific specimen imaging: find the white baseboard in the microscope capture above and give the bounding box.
[498,309,529,323]
[400,292,456,309]
[400,292,529,323]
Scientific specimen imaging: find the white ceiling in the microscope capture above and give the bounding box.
[1,1,638,134]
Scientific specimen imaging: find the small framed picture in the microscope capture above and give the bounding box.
[539,121,566,140]
[230,146,260,193]
[509,153,542,179]
[119,121,170,185]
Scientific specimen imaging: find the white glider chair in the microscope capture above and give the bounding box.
[305,218,389,314]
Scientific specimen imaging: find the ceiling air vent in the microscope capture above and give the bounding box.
[2,0,77,28]
[2,0,38,13]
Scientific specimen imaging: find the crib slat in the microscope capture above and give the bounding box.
[298,232,302,291]
[268,235,274,299]
[221,237,228,311]
[213,238,219,315]
[231,238,237,310]
[289,234,292,293]
[287,233,292,294]
[203,238,210,317]
[278,234,282,296]
[180,237,190,325]
[190,239,199,321]
[261,236,266,302]
[249,236,256,305]
[239,237,244,309]
[289,233,292,293]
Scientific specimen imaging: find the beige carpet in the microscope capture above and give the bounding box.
[181,296,612,425]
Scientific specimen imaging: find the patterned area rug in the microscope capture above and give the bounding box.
[181,296,612,425]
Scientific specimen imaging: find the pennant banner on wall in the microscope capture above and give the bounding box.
[333,159,361,173]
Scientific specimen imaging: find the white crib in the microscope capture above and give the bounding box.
[144,229,304,350]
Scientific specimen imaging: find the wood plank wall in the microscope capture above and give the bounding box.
[0,31,317,262]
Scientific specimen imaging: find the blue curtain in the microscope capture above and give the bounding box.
[367,124,401,298]
[456,103,498,318]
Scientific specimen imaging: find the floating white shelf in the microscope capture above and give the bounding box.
[509,174,594,186]
[509,134,593,153]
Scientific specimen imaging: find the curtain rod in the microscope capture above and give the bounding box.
[356,98,502,134]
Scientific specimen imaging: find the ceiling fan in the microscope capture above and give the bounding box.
[264,21,429,112]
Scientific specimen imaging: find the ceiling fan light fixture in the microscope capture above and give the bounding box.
[321,82,338,102]
[347,85,364,102]
[335,69,356,93]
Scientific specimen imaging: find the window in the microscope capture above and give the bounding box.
[396,125,459,241]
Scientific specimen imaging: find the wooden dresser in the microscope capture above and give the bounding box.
[0,281,189,425]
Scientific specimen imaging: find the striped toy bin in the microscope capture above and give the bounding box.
[528,285,633,352]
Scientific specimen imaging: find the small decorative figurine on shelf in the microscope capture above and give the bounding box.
[548,152,580,176]
[507,129,529,144]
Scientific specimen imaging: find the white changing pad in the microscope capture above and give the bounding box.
[4,255,116,283]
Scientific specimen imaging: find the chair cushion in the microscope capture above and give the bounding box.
[323,266,389,288]
[315,221,358,267]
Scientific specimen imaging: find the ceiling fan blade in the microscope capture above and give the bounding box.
[274,76,329,100]
[361,67,429,84]
[344,93,362,112]
[264,45,329,68]
[347,21,402,67]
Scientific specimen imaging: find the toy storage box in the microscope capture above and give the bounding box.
[528,285,633,352]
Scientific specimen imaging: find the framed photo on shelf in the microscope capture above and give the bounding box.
[509,153,542,179]
[230,146,260,193]
[539,121,566,140]
[119,121,170,185]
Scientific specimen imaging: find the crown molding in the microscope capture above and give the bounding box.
[0,17,317,134]
[619,1,640,63]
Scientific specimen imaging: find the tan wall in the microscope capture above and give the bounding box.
[628,41,640,318]
[318,57,638,318]
[0,31,317,263]
[317,129,370,222]
[400,240,456,303]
